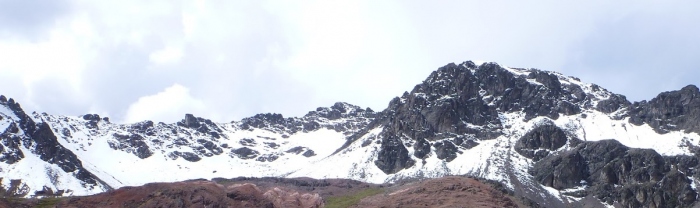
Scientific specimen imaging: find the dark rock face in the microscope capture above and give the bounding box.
[596,93,631,114]
[82,114,101,129]
[130,121,154,135]
[240,102,377,135]
[433,141,457,162]
[82,114,100,121]
[305,102,377,133]
[109,134,153,159]
[0,179,31,197]
[264,142,279,149]
[0,123,24,164]
[173,138,189,146]
[374,133,415,174]
[5,98,34,135]
[32,123,80,172]
[231,147,260,159]
[197,139,223,155]
[183,114,200,128]
[514,123,569,161]
[284,146,315,157]
[412,138,431,159]
[629,85,700,134]
[32,125,104,189]
[285,146,307,154]
[532,150,587,190]
[256,154,279,162]
[240,138,256,147]
[177,114,226,139]
[531,139,697,208]
[240,113,316,134]
[169,151,202,162]
[459,139,479,149]
[33,185,68,197]
[302,150,316,157]
[241,113,287,131]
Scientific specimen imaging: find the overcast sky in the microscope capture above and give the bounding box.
[1,1,699,124]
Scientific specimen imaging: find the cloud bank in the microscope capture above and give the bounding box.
[0,0,698,123]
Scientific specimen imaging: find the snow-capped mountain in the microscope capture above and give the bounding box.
[2,61,700,207]
[0,99,376,197]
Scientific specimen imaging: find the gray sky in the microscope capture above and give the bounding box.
[1,1,699,124]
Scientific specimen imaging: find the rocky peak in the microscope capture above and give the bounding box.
[183,113,200,128]
[370,60,631,174]
[239,113,291,131]
[1,97,35,135]
[595,92,630,115]
[239,103,377,135]
[527,70,562,90]
[400,61,608,121]
[681,84,700,94]
[629,84,700,134]
[81,114,102,129]
[330,102,351,113]
[172,114,224,140]
[305,102,374,120]
[82,114,100,121]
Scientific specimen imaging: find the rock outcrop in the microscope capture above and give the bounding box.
[530,139,697,208]
[240,102,377,135]
[514,123,570,161]
[629,85,700,134]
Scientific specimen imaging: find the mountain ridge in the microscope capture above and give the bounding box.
[1,61,700,207]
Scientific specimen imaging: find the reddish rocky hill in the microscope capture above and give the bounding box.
[356,176,530,208]
[0,176,534,208]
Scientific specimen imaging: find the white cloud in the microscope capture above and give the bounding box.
[0,29,86,86]
[149,46,184,65]
[266,1,430,111]
[123,84,206,123]
[1,0,699,123]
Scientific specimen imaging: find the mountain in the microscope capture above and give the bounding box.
[2,61,700,207]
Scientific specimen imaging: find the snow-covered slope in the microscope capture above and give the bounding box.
[0,97,110,197]
[2,61,700,207]
[0,100,376,197]
[46,102,377,189]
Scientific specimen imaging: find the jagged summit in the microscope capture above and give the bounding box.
[237,102,377,135]
[362,61,629,174]
[2,61,700,207]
